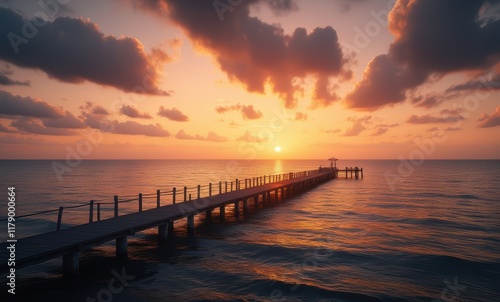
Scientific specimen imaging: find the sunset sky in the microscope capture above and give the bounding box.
[0,0,499,159]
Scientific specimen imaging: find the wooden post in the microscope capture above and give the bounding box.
[168,221,174,235]
[262,191,267,206]
[63,250,79,277]
[225,181,228,193]
[254,195,258,208]
[173,187,176,204]
[236,179,239,190]
[209,183,212,196]
[139,193,143,212]
[231,182,233,191]
[219,181,222,195]
[56,207,63,231]
[183,186,187,202]
[114,195,119,218]
[89,200,94,223]
[219,205,225,222]
[116,236,127,258]
[346,167,348,179]
[187,215,194,233]
[361,168,364,179]
[189,194,192,201]
[97,203,101,221]
[197,185,201,199]
[234,201,239,218]
[243,199,248,214]
[275,189,278,202]
[206,209,212,221]
[157,190,161,208]
[158,223,168,243]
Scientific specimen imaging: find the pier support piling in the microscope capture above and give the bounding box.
[116,236,128,258]
[220,205,225,222]
[63,251,79,277]
[187,215,194,233]
[158,223,169,243]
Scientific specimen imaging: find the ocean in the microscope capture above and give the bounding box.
[0,159,499,301]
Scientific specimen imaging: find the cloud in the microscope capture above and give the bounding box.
[0,90,63,118]
[406,114,465,124]
[11,117,75,136]
[345,54,427,111]
[311,75,340,109]
[347,0,500,111]
[294,112,307,121]
[157,106,189,122]
[42,111,86,129]
[215,103,263,120]
[81,106,170,137]
[129,0,351,108]
[175,129,227,142]
[0,71,29,86]
[343,115,372,136]
[236,130,266,143]
[477,106,500,128]
[0,123,16,133]
[372,128,388,136]
[80,102,109,116]
[120,105,152,119]
[0,7,170,95]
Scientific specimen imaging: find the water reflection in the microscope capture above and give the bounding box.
[274,159,283,174]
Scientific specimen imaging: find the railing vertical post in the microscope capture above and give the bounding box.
[197,185,201,199]
[184,186,187,201]
[97,203,101,221]
[236,179,239,190]
[231,182,233,191]
[157,190,161,208]
[56,207,63,231]
[225,181,228,193]
[173,187,176,204]
[209,183,212,197]
[139,193,143,212]
[114,195,119,218]
[89,200,94,223]
[219,181,222,195]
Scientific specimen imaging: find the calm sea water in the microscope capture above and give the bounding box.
[1,159,499,301]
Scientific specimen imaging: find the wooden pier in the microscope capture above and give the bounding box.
[0,167,362,277]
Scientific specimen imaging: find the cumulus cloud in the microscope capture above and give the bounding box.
[128,0,351,108]
[120,105,152,119]
[236,130,266,143]
[175,129,227,142]
[0,7,170,95]
[311,75,340,109]
[11,117,75,136]
[343,115,372,136]
[80,102,109,116]
[477,106,500,128]
[215,103,263,120]
[81,105,170,137]
[347,0,500,111]
[406,114,465,124]
[43,111,86,129]
[0,90,63,118]
[0,70,29,86]
[158,106,189,122]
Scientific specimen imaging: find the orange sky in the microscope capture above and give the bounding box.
[0,0,499,159]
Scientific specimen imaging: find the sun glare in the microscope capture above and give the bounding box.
[274,146,282,153]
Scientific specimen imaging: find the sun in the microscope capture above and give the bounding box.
[274,146,282,153]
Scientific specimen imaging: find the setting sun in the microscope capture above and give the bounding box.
[274,146,282,153]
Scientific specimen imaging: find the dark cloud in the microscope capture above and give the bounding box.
[477,106,500,128]
[346,54,427,111]
[158,106,189,122]
[215,103,263,120]
[0,7,170,95]
[80,102,109,116]
[120,105,152,119]
[11,117,75,136]
[175,129,228,142]
[81,105,170,137]
[236,130,266,143]
[0,90,63,118]
[42,111,86,129]
[406,114,465,124]
[0,70,29,86]
[130,0,351,108]
[311,76,339,109]
[347,0,500,111]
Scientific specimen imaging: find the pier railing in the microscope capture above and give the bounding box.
[0,169,324,237]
